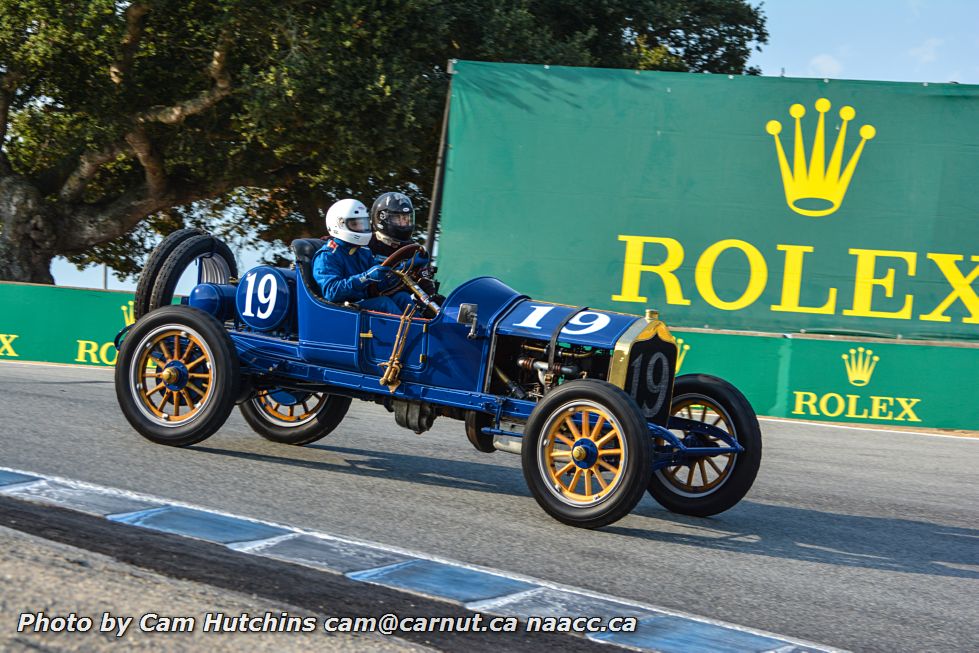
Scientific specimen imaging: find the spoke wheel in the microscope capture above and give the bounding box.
[522,379,651,529]
[539,401,627,506]
[254,390,326,426]
[239,388,351,446]
[647,374,762,517]
[656,398,735,496]
[115,306,238,447]
[133,327,215,425]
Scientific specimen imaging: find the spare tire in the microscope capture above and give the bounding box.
[134,228,208,320]
[148,234,238,317]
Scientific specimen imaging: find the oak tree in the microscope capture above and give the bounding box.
[0,1,766,282]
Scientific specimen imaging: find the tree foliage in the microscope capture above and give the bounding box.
[0,0,767,282]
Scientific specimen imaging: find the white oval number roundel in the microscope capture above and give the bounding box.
[242,271,278,319]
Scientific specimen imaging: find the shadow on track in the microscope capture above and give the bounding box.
[193,444,527,497]
[193,442,977,580]
[616,501,979,580]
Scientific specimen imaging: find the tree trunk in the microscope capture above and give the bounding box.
[0,169,243,284]
[0,175,59,283]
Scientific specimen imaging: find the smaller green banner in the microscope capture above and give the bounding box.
[674,329,979,430]
[0,282,135,366]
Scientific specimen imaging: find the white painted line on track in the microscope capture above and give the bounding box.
[228,532,301,552]
[0,358,115,371]
[0,465,841,653]
[758,416,978,440]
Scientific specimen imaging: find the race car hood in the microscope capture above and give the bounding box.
[495,299,641,349]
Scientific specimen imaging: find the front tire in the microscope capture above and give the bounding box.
[647,374,762,516]
[115,306,239,447]
[521,379,652,529]
[239,390,351,445]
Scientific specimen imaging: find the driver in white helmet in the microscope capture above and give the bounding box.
[312,199,413,313]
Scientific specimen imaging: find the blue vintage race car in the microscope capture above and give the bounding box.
[115,230,761,528]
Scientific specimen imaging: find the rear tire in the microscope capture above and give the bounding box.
[239,391,351,445]
[521,379,652,528]
[115,306,239,447]
[465,411,496,453]
[647,374,762,517]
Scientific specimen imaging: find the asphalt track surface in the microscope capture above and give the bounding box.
[0,499,596,652]
[1,361,977,652]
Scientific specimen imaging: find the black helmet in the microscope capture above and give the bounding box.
[371,192,415,246]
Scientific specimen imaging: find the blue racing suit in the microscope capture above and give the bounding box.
[311,238,413,313]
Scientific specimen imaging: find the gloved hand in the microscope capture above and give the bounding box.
[395,251,430,272]
[359,264,393,286]
[377,271,402,293]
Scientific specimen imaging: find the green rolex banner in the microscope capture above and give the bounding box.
[437,61,979,341]
[0,282,136,366]
[669,330,979,431]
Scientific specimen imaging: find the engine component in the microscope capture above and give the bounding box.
[517,357,579,377]
[393,400,437,434]
[521,343,595,359]
[489,335,611,402]
[493,366,527,399]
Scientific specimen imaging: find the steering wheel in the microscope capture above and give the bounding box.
[381,243,424,270]
[377,243,425,296]
[378,244,440,314]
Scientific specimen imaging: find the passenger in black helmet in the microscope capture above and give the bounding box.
[371,192,416,257]
[369,192,442,304]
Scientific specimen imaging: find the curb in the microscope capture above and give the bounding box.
[0,467,840,653]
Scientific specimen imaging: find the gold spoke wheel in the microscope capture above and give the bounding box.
[540,402,627,505]
[252,391,328,427]
[117,306,239,448]
[656,398,735,495]
[522,380,653,529]
[133,328,213,425]
[646,375,762,518]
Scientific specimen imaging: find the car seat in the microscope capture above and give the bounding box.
[291,238,330,302]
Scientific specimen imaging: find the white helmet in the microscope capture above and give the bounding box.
[325,199,372,246]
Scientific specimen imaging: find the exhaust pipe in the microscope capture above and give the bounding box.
[492,434,523,454]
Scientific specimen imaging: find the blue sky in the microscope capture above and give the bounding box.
[52,0,979,291]
[749,0,979,83]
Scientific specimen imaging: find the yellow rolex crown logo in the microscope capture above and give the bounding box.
[766,98,876,217]
[121,301,135,327]
[842,346,879,387]
[676,338,690,372]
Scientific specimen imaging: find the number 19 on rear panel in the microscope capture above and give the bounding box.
[235,267,290,331]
